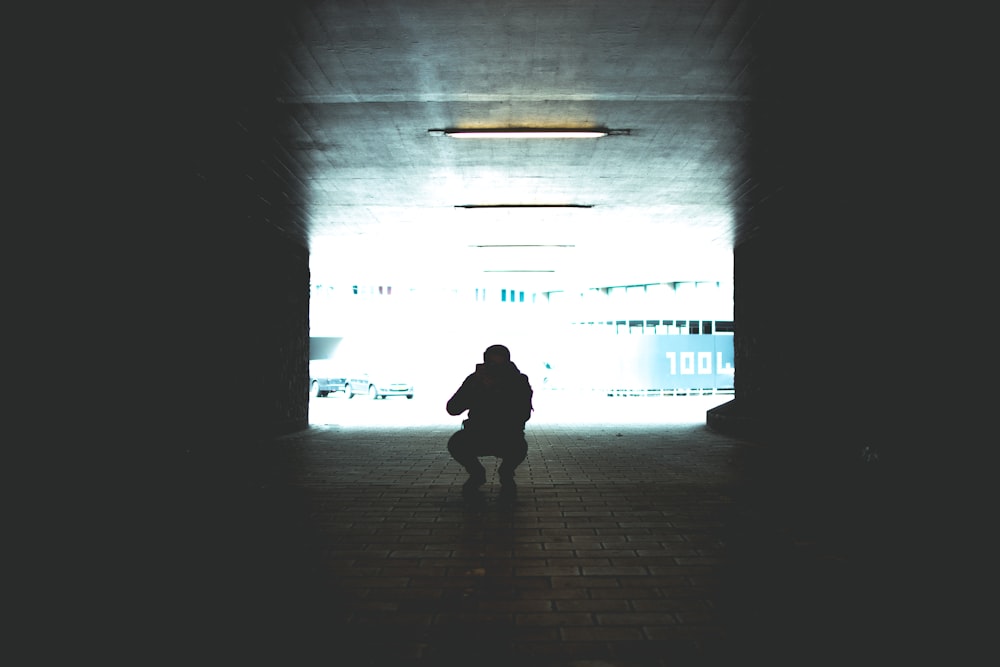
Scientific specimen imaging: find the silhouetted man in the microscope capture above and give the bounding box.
[447,344,533,492]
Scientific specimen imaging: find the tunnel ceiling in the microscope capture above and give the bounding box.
[278,0,772,291]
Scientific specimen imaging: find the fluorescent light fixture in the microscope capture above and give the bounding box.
[450,129,605,139]
[430,128,628,139]
[456,204,593,209]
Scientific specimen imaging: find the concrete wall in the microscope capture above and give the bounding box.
[113,1,313,491]
[708,3,943,482]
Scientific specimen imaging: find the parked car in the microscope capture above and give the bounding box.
[309,359,348,397]
[346,371,414,399]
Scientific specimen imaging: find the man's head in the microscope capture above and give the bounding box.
[483,344,511,368]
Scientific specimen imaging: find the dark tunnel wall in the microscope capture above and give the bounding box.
[115,1,313,488]
[177,9,312,426]
[710,2,945,480]
[58,2,317,654]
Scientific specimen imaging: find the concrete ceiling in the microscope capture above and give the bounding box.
[279,0,768,291]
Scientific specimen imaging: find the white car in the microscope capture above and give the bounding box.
[346,372,414,399]
[309,360,347,397]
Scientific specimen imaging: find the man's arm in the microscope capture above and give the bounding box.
[446,374,477,415]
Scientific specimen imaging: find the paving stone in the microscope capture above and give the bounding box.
[554,599,631,612]
[596,612,679,626]
[516,612,595,627]
[561,626,646,641]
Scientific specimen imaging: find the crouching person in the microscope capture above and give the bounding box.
[446,344,533,493]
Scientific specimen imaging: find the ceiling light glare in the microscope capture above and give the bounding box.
[444,129,608,139]
[456,204,593,209]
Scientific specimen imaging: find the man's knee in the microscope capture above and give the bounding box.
[448,430,471,458]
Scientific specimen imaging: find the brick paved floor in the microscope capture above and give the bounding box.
[187,394,925,666]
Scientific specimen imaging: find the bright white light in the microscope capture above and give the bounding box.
[446,130,607,139]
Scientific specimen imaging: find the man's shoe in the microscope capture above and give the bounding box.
[499,474,516,488]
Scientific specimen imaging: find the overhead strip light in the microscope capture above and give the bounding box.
[456,204,593,209]
[450,130,605,139]
[429,128,628,138]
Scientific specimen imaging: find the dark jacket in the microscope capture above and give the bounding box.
[446,361,533,431]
